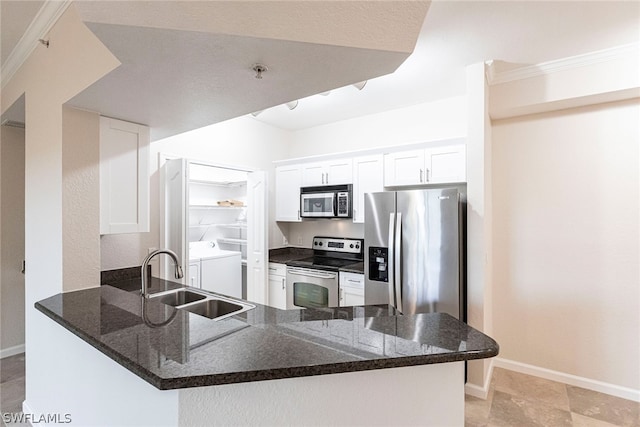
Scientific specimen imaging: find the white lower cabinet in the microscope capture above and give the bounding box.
[339,272,365,307]
[268,263,287,310]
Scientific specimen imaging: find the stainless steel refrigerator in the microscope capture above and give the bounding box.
[364,187,465,320]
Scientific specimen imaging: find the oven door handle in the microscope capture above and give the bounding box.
[287,268,336,280]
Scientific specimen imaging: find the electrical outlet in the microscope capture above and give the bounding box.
[282,236,288,246]
[297,235,303,245]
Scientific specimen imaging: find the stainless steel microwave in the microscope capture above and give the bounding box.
[300,184,352,218]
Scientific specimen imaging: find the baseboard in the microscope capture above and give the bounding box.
[0,344,25,359]
[494,357,640,403]
[465,360,495,399]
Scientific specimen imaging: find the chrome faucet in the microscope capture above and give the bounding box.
[140,249,184,297]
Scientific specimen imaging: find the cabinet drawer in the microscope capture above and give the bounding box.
[268,263,287,277]
[339,272,364,289]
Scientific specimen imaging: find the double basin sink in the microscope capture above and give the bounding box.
[148,288,255,321]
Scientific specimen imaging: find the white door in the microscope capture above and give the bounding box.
[352,155,384,223]
[426,145,466,183]
[247,170,268,304]
[301,162,325,186]
[383,149,425,186]
[99,117,150,234]
[162,158,188,283]
[325,159,353,185]
[275,165,302,221]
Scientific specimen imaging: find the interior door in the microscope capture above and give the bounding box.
[246,170,268,304]
[162,158,188,283]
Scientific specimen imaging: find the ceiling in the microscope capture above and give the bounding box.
[1,1,639,137]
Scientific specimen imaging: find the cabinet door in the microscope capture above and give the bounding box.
[325,159,353,185]
[342,287,365,307]
[425,145,466,184]
[301,162,325,186]
[99,117,150,234]
[383,149,424,187]
[352,155,383,223]
[275,165,302,222]
[268,275,287,309]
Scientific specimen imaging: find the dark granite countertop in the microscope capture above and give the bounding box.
[339,262,365,274]
[268,246,313,264]
[35,279,498,391]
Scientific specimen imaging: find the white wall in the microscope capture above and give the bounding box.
[492,99,640,391]
[62,107,101,291]
[0,124,25,355]
[288,95,467,158]
[100,116,291,270]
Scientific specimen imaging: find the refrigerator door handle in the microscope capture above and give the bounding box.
[388,213,396,307]
[394,212,403,313]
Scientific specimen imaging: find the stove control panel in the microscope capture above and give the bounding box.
[312,237,362,255]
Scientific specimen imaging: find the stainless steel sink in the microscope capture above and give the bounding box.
[151,289,206,307]
[149,287,255,321]
[181,299,250,320]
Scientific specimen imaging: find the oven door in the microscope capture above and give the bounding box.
[286,267,339,309]
[300,192,336,218]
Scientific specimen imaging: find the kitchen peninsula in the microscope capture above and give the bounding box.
[36,278,498,426]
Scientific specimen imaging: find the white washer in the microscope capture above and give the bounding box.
[189,242,241,298]
[200,251,242,298]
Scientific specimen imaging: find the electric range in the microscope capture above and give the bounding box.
[285,237,364,309]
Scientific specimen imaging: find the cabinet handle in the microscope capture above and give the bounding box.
[425,168,430,182]
[419,168,424,183]
[298,209,300,220]
[326,172,329,184]
[281,278,285,290]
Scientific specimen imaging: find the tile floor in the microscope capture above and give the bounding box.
[0,353,26,427]
[1,354,639,427]
[466,367,640,427]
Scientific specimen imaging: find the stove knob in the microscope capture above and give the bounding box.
[356,244,360,249]
[350,244,354,248]
[319,242,323,246]
[314,241,318,246]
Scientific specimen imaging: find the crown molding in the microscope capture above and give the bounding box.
[486,42,640,86]
[1,0,73,89]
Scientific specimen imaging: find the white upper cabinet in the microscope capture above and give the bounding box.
[384,144,465,187]
[275,165,302,222]
[352,154,384,223]
[301,159,353,186]
[99,116,150,234]
[426,145,466,184]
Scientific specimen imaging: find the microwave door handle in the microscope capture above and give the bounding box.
[333,192,338,216]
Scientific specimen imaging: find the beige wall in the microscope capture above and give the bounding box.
[492,99,640,390]
[0,4,118,411]
[62,106,100,290]
[0,124,25,353]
